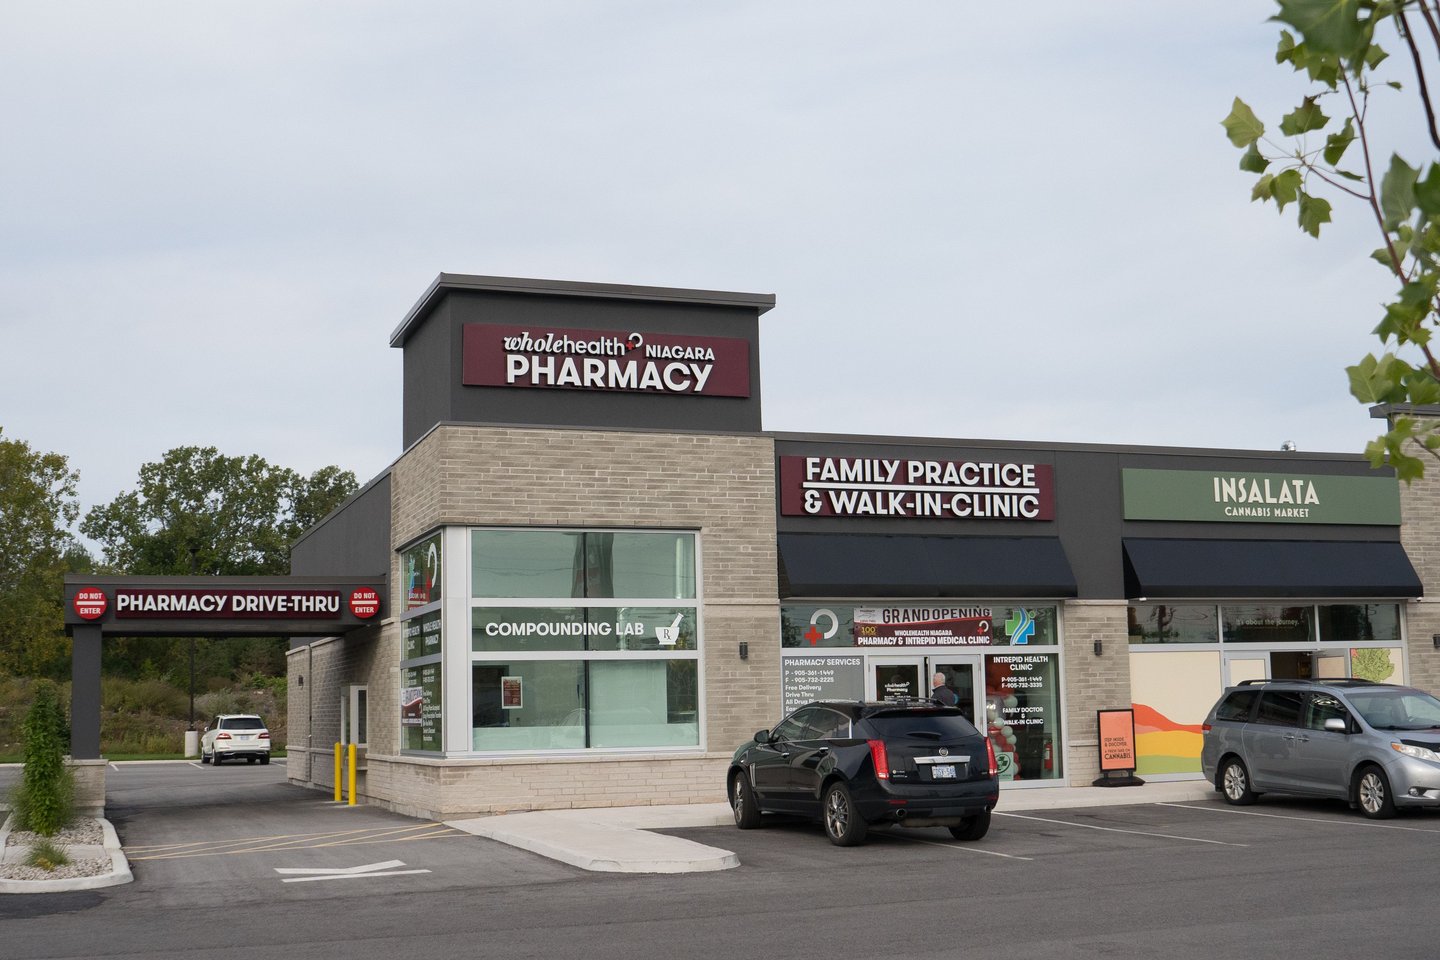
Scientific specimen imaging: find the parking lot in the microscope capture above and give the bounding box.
[3,764,1439,959]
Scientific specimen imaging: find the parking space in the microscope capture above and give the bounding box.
[95,761,583,906]
[665,794,1440,873]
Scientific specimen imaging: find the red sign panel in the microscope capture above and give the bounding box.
[349,588,381,619]
[74,587,108,620]
[1098,709,1139,772]
[853,607,993,646]
[462,323,751,397]
[779,456,1054,520]
[113,588,344,619]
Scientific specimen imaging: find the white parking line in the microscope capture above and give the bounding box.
[1158,802,1440,833]
[995,811,1247,846]
[275,859,431,883]
[884,834,1034,860]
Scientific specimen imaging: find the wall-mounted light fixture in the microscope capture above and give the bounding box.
[739,642,749,660]
[1432,634,1440,650]
[1093,639,1103,657]
[297,675,304,687]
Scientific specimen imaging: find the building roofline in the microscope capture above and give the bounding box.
[389,273,777,347]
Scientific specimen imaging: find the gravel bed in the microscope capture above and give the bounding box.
[0,815,112,882]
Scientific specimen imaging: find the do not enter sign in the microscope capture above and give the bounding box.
[74,587,108,620]
[350,588,380,619]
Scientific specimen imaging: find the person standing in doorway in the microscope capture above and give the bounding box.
[931,671,959,706]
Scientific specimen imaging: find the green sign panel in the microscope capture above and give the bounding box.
[1122,469,1400,525]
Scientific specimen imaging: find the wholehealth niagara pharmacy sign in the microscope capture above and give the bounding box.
[1122,469,1401,525]
[461,323,751,397]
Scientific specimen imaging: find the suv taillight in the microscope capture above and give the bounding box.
[259,732,270,739]
[216,732,231,740]
[867,739,890,780]
[986,738,998,778]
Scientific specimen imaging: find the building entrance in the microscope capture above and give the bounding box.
[866,654,983,724]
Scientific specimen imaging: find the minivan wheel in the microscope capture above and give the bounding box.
[822,782,868,846]
[1220,757,1257,805]
[731,772,762,830]
[948,810,991,842]
[1357,766,1397,820]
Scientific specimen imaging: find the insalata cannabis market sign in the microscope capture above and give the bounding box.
[1122,469,1401,525]
[461,323,751,396]
[779,456,1054,519]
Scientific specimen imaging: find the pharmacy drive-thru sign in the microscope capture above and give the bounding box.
[63,575,386,763]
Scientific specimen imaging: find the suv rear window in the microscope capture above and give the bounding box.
[866,712,979,738]
[221,717,266,730]
[1215,690,1259,721]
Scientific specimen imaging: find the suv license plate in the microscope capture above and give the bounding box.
[932,764,957,779]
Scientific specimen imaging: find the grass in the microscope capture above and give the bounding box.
[25,838,71,871]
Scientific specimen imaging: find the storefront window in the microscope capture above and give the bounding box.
[1222,604,1313,643]
[1350,646,1402,683]
[1318,604,1401,644]
[781,605,856,648]
[984,653,1062,781]
[401,662,442,752]
[1127,604,1219,643]
[471,660,698,750]
[469,528,700,754]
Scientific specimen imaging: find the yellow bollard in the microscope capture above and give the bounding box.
[334,742,342,803]
[347,743,357,806]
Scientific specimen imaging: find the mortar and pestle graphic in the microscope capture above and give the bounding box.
[655,613,685,646]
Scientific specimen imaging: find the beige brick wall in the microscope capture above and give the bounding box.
[292,424,779,813]
[1400,450,1440,692]
[1061,600,1132,785]
[287,622,390,793]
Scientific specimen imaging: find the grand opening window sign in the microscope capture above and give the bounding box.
[779,456,1054,519]
[461,323,751,397]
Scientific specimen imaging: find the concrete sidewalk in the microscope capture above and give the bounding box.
[448,779,1217,874]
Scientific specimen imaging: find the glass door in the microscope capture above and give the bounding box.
[869,657,925,701]
[1223,651,1269,686]
[928,655,983,725]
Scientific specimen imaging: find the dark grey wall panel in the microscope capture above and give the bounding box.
[399,288,764,446]
[291,472,392,579]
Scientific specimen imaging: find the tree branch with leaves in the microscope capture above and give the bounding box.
[1223,0,1440,480]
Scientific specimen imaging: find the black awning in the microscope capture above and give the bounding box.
[778,533,1077,598]
[1122,538,1423,599]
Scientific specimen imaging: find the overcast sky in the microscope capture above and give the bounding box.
[1,3,1428,528]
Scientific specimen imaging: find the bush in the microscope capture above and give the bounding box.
[25,838,70,871]
[12,680,75,836]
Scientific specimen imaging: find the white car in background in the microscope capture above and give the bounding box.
[201,714,271,765]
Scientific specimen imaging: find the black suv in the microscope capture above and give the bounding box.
[728,699,999,846]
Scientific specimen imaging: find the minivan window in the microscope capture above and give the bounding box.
[1254,691,1303,727]
[1301,692,1350,732]
[1215,690,1259,721]
[1349,691,1440,730]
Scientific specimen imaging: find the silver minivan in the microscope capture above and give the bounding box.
[1200,679,1440,819]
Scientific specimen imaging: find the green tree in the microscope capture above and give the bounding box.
[1223,2,1440,479]
[79,447,358,685]
[0,428,86,679]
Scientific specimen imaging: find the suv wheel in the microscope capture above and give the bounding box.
[822,782,868,846]
[213,753,223,766]
[1356,766,1397,819]
[1219,757,1257,805]
[948,811,991,842]
[261,754,270,766]
[731,772,762,829]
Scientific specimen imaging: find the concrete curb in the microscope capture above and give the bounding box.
[0,813,133,895]
[448,811,740,873]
